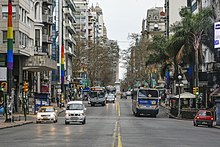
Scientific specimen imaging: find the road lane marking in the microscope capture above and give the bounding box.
[118,125,122,147]
[117,100,121,117]
[112,100,123,147]
[112,121,118,147]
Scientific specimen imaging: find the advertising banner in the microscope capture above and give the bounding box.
[214,22,220,48]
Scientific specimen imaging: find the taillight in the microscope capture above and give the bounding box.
[211,117,214,120]
[196,116,200,119]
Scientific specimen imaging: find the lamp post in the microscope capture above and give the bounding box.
[177,75,182,118]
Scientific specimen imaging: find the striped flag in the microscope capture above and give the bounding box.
[7,0,13,70]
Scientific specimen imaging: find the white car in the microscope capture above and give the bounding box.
[65,101,86,125]
[36,106,58,123]
[106,94,115,103]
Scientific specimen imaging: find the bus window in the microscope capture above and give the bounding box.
[138,89,158,97]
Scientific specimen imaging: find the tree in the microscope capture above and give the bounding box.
[170,7,214,87]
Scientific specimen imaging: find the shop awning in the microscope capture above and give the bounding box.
[174,92,196,99]
[210,88,220,97]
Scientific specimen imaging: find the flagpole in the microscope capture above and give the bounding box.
[6,0,14,122]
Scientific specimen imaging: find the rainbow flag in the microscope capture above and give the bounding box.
[7,0,13,70]
[61,44,64,84]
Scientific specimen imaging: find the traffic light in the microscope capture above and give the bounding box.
[1,82,7,92]
[24,81,28,93]
[193,87,199,95]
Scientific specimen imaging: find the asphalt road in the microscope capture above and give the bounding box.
[0,98,220,147]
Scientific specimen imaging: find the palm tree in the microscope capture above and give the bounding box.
[170,7,214,88]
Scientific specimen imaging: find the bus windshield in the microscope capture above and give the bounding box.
[89,91,105,98]
[138,89,159,97]
[89,91,98,98]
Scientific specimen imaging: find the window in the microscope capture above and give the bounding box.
[3,31,15,43]
[35,29,40,47]
[2,6,16,19]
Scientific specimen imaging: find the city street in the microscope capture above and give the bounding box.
[0,98,220,147]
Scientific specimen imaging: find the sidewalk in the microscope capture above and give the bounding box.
[160,102,220,129]
[0,114,34,129]
[0,103,64,130]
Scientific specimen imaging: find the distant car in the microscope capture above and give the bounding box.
[120,92,127,99]
[65,101,86,125]
[106,94,115,103]
[36,106,58,123]
[126,91,131,96]
[193,110,214,127]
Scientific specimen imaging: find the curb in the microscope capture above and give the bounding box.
[0,121,33,130]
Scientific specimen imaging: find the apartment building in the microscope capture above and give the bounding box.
[0,0,57,112]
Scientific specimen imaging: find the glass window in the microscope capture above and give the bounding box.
[35,29,40,47]
[138,90,159,97]
[39,107,54,112]
[67,104,83,110]
[3,31,15,43]
[2,6,16,19]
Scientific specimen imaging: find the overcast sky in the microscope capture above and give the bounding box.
[88,0,165,79]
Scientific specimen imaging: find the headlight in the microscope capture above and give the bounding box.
[37,113,41,118]
[137,104,144,108]
[65,113,69,117]
[80,113,85,116]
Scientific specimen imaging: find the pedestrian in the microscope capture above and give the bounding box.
[56,96,59,107]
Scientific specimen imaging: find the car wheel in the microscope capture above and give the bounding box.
[82,119,86,125]
[36,121,39,124]
[208,124,213,128]
[65,121,69,125]
[135,112,139,117]
[193,122,196,126]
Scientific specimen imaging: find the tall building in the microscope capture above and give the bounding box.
[143,7,166,39]
[164,0,188,37]
[63,0,76,85]
[0,0,57,112]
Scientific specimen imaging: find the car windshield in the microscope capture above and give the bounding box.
[38,107,54,112]
[198,111,212,116]
[107,95,114,98]
[67,104,83,110]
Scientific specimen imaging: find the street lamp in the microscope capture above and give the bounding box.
[177,75,183,118]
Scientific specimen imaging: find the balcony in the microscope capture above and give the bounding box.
[64,19,75,34]
[65,33,73,42]
[42,34,53,44]
[23,56,57,72]
[65,46,73,55]
[63,7,74,20]
[65,0,76,11]
[43,0,53,5]
[34,46,48,55]
[42,14,53,24]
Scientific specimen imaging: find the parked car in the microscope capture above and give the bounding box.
[65,101,86,125]
[36,106,58,123]
[106,94,115,103]
[193,110,214,127]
